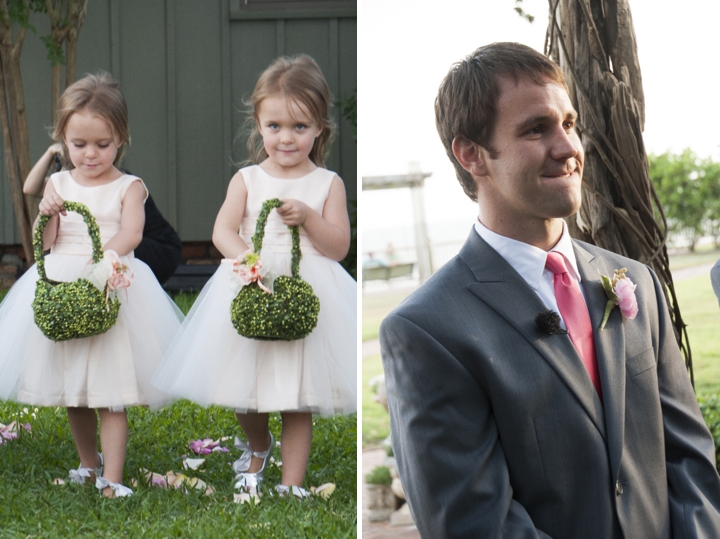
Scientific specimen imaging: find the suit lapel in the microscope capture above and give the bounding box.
[461,231,606,440]
[574,241,626,476]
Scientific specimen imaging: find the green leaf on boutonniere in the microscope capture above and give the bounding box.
[599,299,615,331]
[599,273,621,331]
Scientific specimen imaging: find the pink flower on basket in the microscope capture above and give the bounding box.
[613,277,638,319]
[229,250,272,294]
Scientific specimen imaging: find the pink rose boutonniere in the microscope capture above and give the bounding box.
[599,268,638,331]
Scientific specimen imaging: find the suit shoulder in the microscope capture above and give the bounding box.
[574,240,652,273]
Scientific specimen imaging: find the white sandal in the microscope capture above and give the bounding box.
[68,453,103,484]
[233,432,274,492]
[95,476,133,497]
[274,484,312,499]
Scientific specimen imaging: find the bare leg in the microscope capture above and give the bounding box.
[66,407,101,470]
[279,412,312,486]
[235,412,272,473]
[98,408,128,497]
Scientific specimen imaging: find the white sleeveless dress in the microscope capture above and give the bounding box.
[152,166,357,416]
[0,171,183,410]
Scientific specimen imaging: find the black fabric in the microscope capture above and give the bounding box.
[134,194,182,284]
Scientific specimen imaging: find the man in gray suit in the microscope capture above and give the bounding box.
[711,259,720,308]
[379,42,720,538]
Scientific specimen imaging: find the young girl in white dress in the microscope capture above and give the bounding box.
[152,55,356,497]
[0,73,183,497]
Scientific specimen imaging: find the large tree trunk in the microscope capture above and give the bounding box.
[0,0,33,262]
[64,0,88,85]
[546,0,693,382]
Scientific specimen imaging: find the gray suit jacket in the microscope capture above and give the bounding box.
[380,230,720,539]
[711,259,720,308]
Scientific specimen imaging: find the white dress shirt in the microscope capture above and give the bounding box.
[473,219,587,328]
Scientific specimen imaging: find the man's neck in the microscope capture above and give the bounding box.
[477,215,565,251]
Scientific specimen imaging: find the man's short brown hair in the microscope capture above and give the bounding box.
[435,42,568,201]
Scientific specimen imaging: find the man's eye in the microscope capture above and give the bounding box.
[529,126,543,135]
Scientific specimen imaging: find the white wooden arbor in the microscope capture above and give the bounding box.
[362,172,433,282]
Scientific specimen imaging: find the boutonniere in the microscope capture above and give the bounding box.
[599,268,638,331]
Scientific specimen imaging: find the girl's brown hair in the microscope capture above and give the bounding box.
[245,54,334,167]
[52,72,130,167]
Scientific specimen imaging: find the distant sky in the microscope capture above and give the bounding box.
[359,0,720,238]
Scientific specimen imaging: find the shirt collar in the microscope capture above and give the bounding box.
[473,219,581,292]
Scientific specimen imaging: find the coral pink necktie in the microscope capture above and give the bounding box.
[545,252,602,401]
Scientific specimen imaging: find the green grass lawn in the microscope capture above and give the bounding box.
[362,354,388,447]
[0,403,357,538]
[676,275,720,395]
[0,288,357,537]
[362,290,413,342]
[669,247,720,270]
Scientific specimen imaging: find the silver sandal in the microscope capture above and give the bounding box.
[233,432,274,492]
[68,453,103,484]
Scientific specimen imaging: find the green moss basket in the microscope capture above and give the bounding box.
[32,201,120,342]
[230,198,320,341]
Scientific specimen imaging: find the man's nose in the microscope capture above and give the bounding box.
[550,127,579,160]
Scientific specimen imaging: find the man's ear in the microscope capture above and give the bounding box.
[452,136,489,177]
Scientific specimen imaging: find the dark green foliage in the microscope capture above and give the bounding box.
[32,201,120,341]
[649,150,720,251]
[231,199,320,341]
[699,394,720,471]
[33,279,120,341]
[365,466,391,486]
[0,402,357,538]
[232,276,320,341]
[335,89,357,139]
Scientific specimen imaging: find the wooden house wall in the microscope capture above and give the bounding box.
[0,0,356,244]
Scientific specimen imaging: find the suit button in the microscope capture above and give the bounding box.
[615,480,623,496]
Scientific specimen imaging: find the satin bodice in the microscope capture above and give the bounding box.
[49,171,147,256]
[239,166,335,256]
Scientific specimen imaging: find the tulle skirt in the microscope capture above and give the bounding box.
[0,254,183,410]
[151,253,357,416]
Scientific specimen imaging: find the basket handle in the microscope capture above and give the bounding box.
[251,198,302,278]
[33,201,104,282]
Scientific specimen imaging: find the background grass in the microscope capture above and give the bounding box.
[0,288,357,538]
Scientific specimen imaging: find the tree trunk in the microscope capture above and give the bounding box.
[0,0,33,262]
[65,0,88,86]
[546,0,693,382]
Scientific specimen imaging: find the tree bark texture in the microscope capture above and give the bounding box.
[0,0,33,262]
[545,0,693,381]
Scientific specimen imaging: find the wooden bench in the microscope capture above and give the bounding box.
[362,262,415,283]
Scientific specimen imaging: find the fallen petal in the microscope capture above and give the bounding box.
[53,478,65,485]
[183,458,205,470]
[314,483,336,499]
